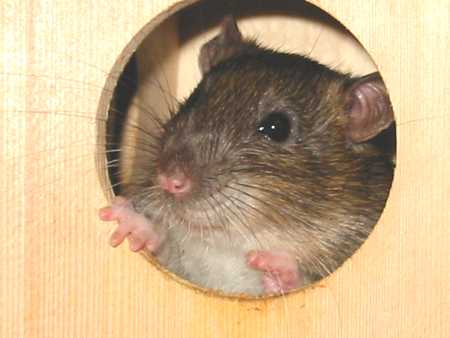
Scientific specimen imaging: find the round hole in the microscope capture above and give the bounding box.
[98,0,396,298]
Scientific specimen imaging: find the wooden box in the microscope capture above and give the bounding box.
[1,0,449,337]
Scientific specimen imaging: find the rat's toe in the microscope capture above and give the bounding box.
[246,249,303,294]
[128,236,146,252]
[109,228,128,247]
[127,227,155,252]
[262,270,303,294]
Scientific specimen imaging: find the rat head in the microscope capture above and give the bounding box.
[133,17,394,270]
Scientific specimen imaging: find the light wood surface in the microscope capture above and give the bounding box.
[1,1,449,337]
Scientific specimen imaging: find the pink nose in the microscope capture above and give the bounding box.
[157,171,192,196]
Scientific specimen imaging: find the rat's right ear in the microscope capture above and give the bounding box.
[199,16,247,75]
[344,72,394,143]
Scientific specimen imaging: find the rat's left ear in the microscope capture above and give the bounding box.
[345,72,394,143]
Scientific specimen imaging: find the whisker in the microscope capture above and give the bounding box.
[215,189,262,247]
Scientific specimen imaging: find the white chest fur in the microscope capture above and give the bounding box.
[165,227,264,296]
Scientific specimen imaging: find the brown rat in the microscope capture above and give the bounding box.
[99,16,394,296]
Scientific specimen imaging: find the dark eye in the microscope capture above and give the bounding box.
[257,112,291,142]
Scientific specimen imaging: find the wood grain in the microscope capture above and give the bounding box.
[1,0,449,337]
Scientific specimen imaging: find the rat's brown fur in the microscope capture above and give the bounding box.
[121,18,394,293]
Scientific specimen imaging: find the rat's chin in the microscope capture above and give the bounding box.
[172,212,225,232]
[166,205,228,233]
[183,222,224,232]
[159,187,252,232]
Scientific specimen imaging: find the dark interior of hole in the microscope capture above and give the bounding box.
[106,54,138,195]
[371,123,396,161]
[177,0,348,45]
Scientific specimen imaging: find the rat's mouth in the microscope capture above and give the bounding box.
[159,191,243,233]
[152,178,266,234]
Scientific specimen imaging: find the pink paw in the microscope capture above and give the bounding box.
[247,250,303,294]
[99,196,162,253]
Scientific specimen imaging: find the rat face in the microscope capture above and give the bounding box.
[127,17,394,279]
[155,53,341,212]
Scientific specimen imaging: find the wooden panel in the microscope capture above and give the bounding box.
[0,0,448,337]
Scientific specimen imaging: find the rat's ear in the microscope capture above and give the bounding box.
[199,16,247,75]
[345,72,394,143]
